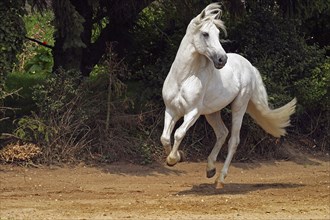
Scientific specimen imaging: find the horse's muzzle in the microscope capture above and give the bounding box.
[213,54,228,69]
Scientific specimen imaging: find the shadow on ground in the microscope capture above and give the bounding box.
[95,162,186,177]
[176,182,304,196]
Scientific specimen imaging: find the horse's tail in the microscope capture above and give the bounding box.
[247,67,297,137]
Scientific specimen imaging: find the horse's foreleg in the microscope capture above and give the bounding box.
[216,102,247,188]
[166,109,200,166]
[161,110,179,155]
[205,111,228,178]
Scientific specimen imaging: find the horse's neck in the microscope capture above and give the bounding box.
[169,35,209,83]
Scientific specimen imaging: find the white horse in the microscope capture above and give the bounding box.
[161,3,297,188]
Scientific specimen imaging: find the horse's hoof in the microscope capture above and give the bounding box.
[166,161,177,167]
[214,180,225,189]
[206,168,216,178]
[178,150,185,162]
[166,156,178,167]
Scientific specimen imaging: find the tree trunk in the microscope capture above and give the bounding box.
[52,0,154,76]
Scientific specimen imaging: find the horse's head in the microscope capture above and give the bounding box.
[189,3,227,69]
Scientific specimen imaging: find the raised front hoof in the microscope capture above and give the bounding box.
[166,151,185,166]
[206,168,216,178]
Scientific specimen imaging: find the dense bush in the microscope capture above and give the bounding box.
[229,6,329,151]
[10,49,162,164]
[12,70,88,163]
[0,0,26,127]
[1,10,54,138]
[0,0,26,78]
[230,7,326,104]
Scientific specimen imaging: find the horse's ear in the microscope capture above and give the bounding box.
[200,9,206,20]
[215,11,221,20]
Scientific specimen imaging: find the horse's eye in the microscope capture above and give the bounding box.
[202,32,209,38]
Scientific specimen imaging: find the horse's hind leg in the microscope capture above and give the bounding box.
[216,100,248,188]
[205,111,228,178]
[161,109,179,155]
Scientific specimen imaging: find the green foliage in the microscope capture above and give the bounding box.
[2,10,54,129]
[24,11,54,43]
[294,57,330,109]
[0,0,26,80]
[24,47,53,74]
[14,114,52,145]
[91,17,109,43]
[0,11,54,136]
[230,6,326,106]
[228,5,329,152]
[17,10,54,74]
[276,0,330,19]
[33,69,81,116]
[5,71,48,114]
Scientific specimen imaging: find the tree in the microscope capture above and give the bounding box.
[51,0,154,76]
[0,0,26,80]
[0,0,26,123]
[51,0,246,76]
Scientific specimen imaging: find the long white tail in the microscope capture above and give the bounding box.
[247,68,297,137]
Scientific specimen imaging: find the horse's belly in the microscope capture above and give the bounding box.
[201,72,240,114]
[201,91,238,114]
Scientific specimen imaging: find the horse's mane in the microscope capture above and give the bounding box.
[191,3,227,35]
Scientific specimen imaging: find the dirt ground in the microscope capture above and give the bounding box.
[1,156,329,220]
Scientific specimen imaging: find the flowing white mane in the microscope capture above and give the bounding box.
[190,3,227,35]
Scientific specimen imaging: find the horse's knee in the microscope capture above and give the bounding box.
[222,127,229,139]
[216,128,228,145]
[160,136,170,147]
[174,128,185,142]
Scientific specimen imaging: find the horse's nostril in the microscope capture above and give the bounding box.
[218,55,227,64]
[214,54,227,68]
[220,55,228,64]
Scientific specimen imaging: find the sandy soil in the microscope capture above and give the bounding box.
[1,157,329,219]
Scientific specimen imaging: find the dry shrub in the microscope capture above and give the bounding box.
[90,105,165,164]
[0,142,41,163]
[79,44,165,164]
[12,69,94,164]
[9,44,163,165]
[39,98,92,163]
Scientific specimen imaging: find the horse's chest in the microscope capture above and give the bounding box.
[165,75,205,113]
[180,75,204,101]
